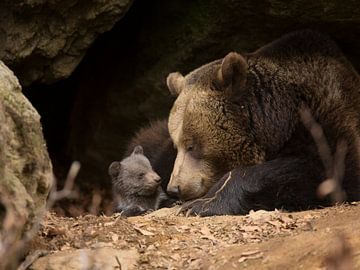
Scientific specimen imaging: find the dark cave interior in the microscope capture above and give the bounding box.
[22,0,177,215]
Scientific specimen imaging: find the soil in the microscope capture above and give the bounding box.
[29,203,360,269]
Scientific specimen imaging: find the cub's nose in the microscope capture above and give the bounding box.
[167,185,180,198]
[153,174,161,183]
[147,171,161,183]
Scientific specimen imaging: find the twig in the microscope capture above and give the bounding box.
[299,106,346,203]
[48,161,81,207]
[179,172,233,216]
[89,191,102,215]
[16,250,49,270]
[322,233,355,270]
[115,255,122,270]
[199,171,233,213]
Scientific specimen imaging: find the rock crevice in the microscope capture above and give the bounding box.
[0,0,133,86]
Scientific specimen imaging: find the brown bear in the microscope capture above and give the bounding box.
[109,145,172,216]
[166,30,360,216]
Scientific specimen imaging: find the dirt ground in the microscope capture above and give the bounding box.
[28,203,360,269]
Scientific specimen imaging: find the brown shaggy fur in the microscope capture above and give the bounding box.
[166,30,360,215]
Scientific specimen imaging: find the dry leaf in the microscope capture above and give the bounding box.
[238,251,264,263]
[134,226,155,236]
[241,250,261,256]
[111,233,119,242]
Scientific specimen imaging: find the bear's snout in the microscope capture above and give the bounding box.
[167,185,180,198]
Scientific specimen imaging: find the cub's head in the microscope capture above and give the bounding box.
[166,52,265,200]
[109,145,161,197]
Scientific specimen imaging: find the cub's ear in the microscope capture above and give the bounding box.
[109,161,121,178]
[216,52,248,93]
[166,72,185,96]
[132,145,144,155]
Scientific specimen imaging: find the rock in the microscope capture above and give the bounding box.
[30,247,139,270]
[0,61,52,230]
[0,0,133,86]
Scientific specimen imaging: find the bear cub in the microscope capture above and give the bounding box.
[124,119,177,193]
[109,145,170,216]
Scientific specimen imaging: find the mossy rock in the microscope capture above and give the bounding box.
[0,61,52,232]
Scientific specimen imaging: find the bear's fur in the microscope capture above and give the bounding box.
[166,30,360,215]
[109,145,170,216]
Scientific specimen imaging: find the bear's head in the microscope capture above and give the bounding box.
[166,52,265,200]
[109,145,161,197]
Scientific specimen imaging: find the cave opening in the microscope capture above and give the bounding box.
[23,0,177,216]
[20,0,360,216]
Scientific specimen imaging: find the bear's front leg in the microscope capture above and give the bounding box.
[180,171,248,216]
[181,157,326,216]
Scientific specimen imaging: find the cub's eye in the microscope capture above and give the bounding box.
[186,145,194,152]
[138,172,145,178]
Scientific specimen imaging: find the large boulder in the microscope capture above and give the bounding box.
[0,0,133,86]
[0,61,52,232]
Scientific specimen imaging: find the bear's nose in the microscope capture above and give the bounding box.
[167,185,180,198]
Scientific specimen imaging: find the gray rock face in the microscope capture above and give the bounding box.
[0,61,52,230]
[0,0,133,86]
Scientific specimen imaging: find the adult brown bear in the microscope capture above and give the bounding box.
[166,30,360,216]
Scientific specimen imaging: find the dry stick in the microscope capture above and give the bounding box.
[17,250,49,270]
[115,255,122,270]
[299,108,334,179]
[322,233,356,270]
[319,140,347,202]
[48,161,81,208]
[181,171,233,217]
[89,191,102,215]
[299,107,346,203]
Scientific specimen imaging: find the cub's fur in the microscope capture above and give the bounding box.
[109,145,169,216]
[124,119,177,193]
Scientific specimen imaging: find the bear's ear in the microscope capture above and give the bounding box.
[132,145,143,155]
[216,52,248,94]
[166,72,185,96]
[109,161,121,178]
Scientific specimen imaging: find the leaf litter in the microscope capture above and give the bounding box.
[28,203,360,269]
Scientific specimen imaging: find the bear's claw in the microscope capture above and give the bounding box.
[178,197,223,217]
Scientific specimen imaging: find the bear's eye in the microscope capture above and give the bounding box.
[186,145,194,152]
[138,172,145,178]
